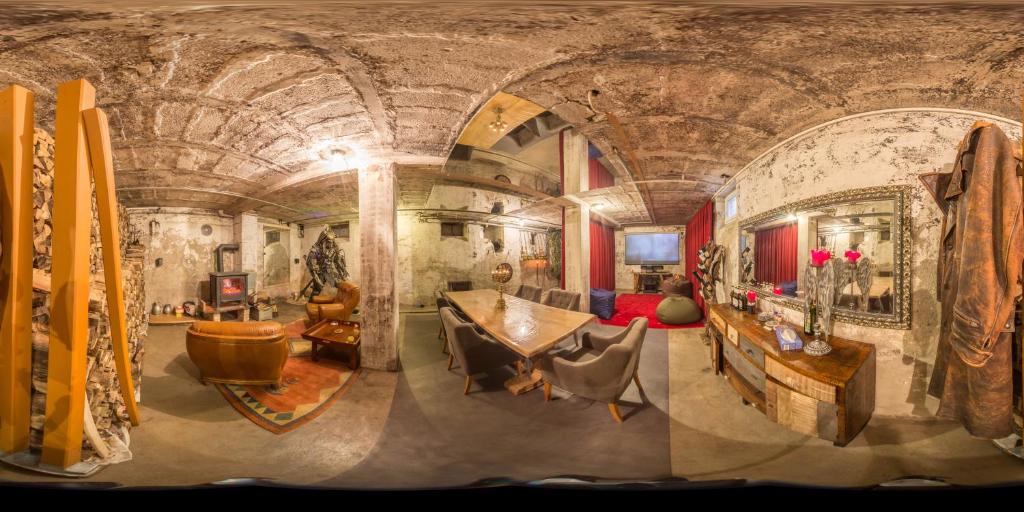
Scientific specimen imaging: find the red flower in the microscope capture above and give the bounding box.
[844,249,862,263]
[810,249,831,267]
[772,286,783,296]
[746,290,757,302]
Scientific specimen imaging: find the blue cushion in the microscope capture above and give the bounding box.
[780,280,798,297]
[590,288,616,320]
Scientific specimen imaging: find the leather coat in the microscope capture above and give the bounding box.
[927,121,1023,439]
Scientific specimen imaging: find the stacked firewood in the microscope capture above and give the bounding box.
[31,129,54,270]
[25,129,147,464]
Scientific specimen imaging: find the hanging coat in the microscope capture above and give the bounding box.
[927,121,1024,439]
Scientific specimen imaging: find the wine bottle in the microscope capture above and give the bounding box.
[804,302,816,335]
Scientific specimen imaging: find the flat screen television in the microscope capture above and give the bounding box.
[625,233,680,265]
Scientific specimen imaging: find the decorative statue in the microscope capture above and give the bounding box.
[694,240,725,341]
[301,229,350,298]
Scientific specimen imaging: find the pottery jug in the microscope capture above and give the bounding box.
[151,303,161,315]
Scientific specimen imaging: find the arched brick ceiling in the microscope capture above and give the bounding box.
[1,2,1022,225]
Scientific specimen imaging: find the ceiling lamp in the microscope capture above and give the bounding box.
[488,107,509,133]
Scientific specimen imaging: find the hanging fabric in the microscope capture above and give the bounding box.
[754,222,799,285]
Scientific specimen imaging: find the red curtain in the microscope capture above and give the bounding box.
[754,223,798,284]
[588,153,615,190]
[590,220,615,291]
[685,200,714,313]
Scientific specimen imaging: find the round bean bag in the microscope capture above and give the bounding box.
[655,296,702,325]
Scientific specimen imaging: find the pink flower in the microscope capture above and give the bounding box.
[844,249,862,263]
[810,249,831,267]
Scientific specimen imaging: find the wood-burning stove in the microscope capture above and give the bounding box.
[210,272,248,308]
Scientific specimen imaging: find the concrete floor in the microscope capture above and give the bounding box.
[2,305,1023,488]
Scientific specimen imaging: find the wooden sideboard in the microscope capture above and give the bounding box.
[707,304,876,446]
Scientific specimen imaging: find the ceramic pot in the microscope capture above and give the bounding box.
[162,304,173,315]
[151,303,161,315]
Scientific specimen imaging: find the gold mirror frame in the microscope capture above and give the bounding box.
[738,185,912,330]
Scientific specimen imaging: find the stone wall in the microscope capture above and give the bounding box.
[27,128,146,463]
[614,225,686,292]
[130,209,234,307]
[713,108,1022,417]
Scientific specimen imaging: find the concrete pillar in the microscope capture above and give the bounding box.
[358,162,399,371]
[562,129,590,312]
[233,211,260,289]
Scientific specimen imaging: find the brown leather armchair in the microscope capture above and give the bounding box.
[185,320,288,387]
[306,281,360,327]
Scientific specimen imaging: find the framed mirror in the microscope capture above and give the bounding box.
[737,186,911,329]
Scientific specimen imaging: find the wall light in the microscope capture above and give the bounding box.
[786,213,798,221]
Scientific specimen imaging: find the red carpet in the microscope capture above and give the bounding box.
[598,293,704,329]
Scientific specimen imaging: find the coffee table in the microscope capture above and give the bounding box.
[301,319,361,370]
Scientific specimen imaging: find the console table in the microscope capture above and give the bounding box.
[632,271,672,293]
[707,304,875,446]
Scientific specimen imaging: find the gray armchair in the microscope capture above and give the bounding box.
[440,307,520,395]
[541,288,581,311]
[514,284,543,303]
[537,317,648,423]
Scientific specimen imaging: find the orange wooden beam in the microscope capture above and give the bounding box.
[42,79,95,469]
[0,85,35,454]
[82,107,139,426]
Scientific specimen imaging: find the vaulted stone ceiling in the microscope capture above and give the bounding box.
[2,2,1022,225]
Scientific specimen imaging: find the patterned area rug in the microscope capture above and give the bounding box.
[214,319,359,434]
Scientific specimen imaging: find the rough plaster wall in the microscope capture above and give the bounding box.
[296,222,361,296]
[614,225,686,291]
[714,108,1023,417]
[131,209,233,307]
[395,184,559,308]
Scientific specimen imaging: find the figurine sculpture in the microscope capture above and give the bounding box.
[301,229,350,299]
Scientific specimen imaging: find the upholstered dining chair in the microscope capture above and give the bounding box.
[536,317,649,423]
[447,280,474,292]
[439,307,520,395]
[514,284,543,303]
[541,288,581,311]
[541,288,583,346]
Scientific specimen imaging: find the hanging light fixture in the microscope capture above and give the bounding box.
[488,107,508,133]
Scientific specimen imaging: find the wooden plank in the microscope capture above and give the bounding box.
[82,107,139,426]
[0,85,35,454]
[445,289,594,358]
[42,79,95,469]
[456,92,545,150]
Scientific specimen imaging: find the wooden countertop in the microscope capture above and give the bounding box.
[445,289,595,358]
[711,304,874,385]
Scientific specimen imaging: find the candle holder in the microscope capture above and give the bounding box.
[804,320,833,356]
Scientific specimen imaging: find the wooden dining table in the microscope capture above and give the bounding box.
[444,289,596,394]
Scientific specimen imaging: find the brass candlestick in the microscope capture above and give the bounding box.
[491,262,513,310]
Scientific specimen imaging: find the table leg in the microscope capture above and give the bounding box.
[311,341,319,361]
[504,355,542,395]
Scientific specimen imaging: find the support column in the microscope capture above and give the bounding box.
[358,162,399,371]
[562,129,590,312]
[0,85,34,454]
[233,211,259,288]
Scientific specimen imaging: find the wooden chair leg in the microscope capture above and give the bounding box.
[633,373,647,402]
[463,375,473,395]
[438,326,443,339]
[543,381,552,402]
[447,353,455,371]
[608,402,623,423]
